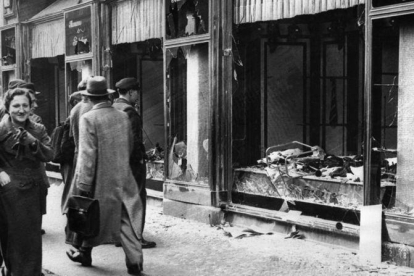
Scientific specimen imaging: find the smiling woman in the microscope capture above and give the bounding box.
[0,88,53,276]
[7,93,31,127]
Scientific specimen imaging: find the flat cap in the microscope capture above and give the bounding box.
[19,82,41,95]
[8,79,26,90]
[77,79,88,91]
[115,78,140,90]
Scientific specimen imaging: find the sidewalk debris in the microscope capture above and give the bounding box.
[218,224,274,239]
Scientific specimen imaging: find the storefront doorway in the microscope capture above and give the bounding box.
[30,55,65,134]
[112,41,164,191]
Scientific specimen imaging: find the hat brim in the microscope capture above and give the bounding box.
[26,90,41,95]
[80,89,115,96]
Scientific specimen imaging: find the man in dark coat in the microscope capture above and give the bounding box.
[61,80,94,248]
[113,77,156,249]
[67,76,144,276]
[61,79,93,214]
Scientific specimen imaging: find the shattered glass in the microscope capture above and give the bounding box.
[166,0,209,39]
[166,43,210,185]
[233,143,397,210]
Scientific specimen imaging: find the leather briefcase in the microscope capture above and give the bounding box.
[67,195,100,238]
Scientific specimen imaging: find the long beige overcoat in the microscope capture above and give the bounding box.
[73,101,143,247]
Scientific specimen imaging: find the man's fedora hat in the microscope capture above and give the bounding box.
[81,76,115,96]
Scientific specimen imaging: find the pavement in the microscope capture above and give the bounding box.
[41,182,414,276]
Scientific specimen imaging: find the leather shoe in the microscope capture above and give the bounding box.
[127,265,142,275]
[141,239,156,249]
[66,248,92,266]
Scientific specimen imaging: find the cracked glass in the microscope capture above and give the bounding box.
[165,0,209,40]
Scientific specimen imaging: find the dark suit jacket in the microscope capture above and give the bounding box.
[113,98,146,166]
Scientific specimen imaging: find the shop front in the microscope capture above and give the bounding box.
[223,0,370,245]
[161,0,216,218]
[365,0,414,266]
[24,12,65,133]
[110,0,164,194]
[0,0,55,96]
[12,0,414,267]
[24,0,104,133]
[218,0,414,266]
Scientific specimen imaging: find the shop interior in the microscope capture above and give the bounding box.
[112,40,165,191]
[30,55,65,135]
[231,6,398,224]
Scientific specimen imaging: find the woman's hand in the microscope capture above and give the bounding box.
[21,130,37,146]
[0,171,11,186]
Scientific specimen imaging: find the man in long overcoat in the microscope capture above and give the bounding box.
[67,76,144,275]
[61,79,93,215]
[113,77,156,248]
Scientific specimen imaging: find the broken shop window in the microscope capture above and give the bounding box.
[166,0,208,39]
[233,141,397,210]
[146,143,165,180]
[165,43,210,185]
[1,28,15,66]
[168,138,209,185]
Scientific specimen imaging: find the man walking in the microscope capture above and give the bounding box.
[67,76,144,275]
[113,77,156,249]
[62,79,93,215]
[63,79,94,247]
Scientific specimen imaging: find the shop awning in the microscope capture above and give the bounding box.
[234,0,365,24]
[29,0,82,21]
[111,0,162,45]
[28,0,88,59]
[31,20,65,59]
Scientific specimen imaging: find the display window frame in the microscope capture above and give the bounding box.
[63,3,98,116]
[64,5,93,59]
[226,6,382,223]
[164,41,212,188]
[0,25,17,96]
[0,26,16,69]
[162,0,223,207]
[365,0,414,206]
[3,0,15,19]
[364,0,414,246]
[164,0,210,42]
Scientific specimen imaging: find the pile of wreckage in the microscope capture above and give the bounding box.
[233,141,397,209]
[256,141,396,185]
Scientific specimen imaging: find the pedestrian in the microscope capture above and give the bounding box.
[62,79,93,248]
[18,82,42,124]
[61,79,92,215]
[0,88,53,276]
[66,76,144,276]
[16,81,50,235]
[0,78,25,272]
[0,79,27,120]
[0,80,43,124]
[114,77,156,249]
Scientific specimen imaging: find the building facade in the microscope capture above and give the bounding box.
[2,0,414,267]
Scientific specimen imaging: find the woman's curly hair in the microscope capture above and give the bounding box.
[4,88,32,111]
